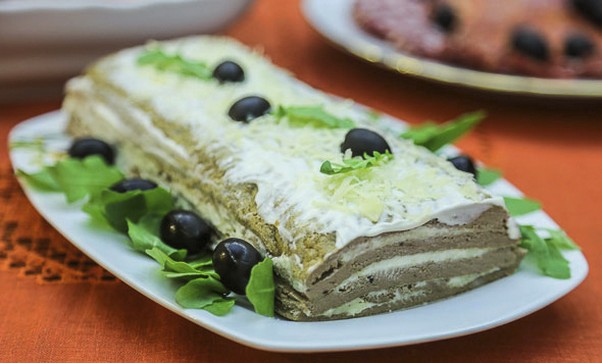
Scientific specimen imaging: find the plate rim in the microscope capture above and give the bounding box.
[7,110,589,352]
[300,0,602,98]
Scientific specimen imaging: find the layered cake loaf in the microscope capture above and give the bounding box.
[354,0,602,78]
[63,36,523,321]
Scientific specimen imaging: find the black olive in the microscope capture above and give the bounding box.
[160,210,212,254]
[68,137,115,164]
[213,61,245,83]
[432,3,457,32]
[340,128,392,158]
[212,238,262,295]
[110,178,157,193]
[511,26,550,61]
[448,155,477,179]
[227,96,271,122]
[565,33,596,58]
[572,0,602,28]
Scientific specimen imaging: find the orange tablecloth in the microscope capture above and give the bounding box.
[1,1,601,361]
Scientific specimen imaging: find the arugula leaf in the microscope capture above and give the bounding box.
[503,196,542,216]
[52,156,124,203]
[320,151,394,175]
[145,247,217,278]
[128,221,187,260]
[519,225,571,279]
[17,169,61,192]
[401,111,485,152]
[137,48,212,80]
[21,156,123,203]
[175,277,233,314]
[21,154,276,318]
[274,105,355,129]
[477,168,502,186]
[202,298,236,316]
[84,187,174,233]
[246,258,275,317]
[545,229,580,250]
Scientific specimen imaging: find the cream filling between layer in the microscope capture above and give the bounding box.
[335,248,492,291]
[321,267,500,318]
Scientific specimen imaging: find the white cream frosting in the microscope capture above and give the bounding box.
[74,36,511,250]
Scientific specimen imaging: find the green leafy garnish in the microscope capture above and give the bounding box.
[17,169,61,192]
[128,221,187,260]
[175,277,235,315]
[83,187,174,233]
[145,247,236,316]
[21,153,276,318]
[401,111,485,152]
[137,48,212,80]
[545,229,580,250]
[320,151,393,175]
[504,196,542,217]
[519,225,572,279]
[274,105,355,129]
[246,258,275,317]
[19,156,123,203]
[477,168,502,186]
[145,247,216,279]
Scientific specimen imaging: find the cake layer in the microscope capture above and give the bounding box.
[63,36,523,320]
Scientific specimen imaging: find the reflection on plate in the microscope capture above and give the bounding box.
[9,111,588,352]
[301,0,602,98]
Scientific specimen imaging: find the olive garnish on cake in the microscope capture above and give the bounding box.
[63,36,523,321]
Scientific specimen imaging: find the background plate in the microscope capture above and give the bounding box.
[9,111,588,352]
[301,0,602,98]
[0,0,253,102]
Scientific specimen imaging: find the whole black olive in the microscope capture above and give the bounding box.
[110,178,157,193]
[572,0,602,28]
[212,238,262,295]
[340,128,392,158]
[448,155,477,179]
[565,33,596,58]
[213,60,245,83]
[160,210,212,254]
[68,137,115,164]
[432,3,457,32]
[227,96,271,122]
[511,26,550,61]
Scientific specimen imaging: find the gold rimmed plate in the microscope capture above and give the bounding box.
[301,0,602,98]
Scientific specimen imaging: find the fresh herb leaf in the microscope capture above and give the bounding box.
[145,247,216,279]
[22,156,123,203]
[401,111,485,152]
[175,276,234,314]
[274,105,355,129]
[16,169,61,192]
[477,168,502,186]
[519,225,571,279]
[320,151,394,175]
[545,229,580,250]
[188,255,213,270]
[202,298,236,316]
[84,187,174,233]
[504,196,542,216]
[246,258,275,317]
[137,48,212,80]
[128,221,186,260]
